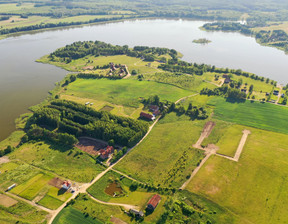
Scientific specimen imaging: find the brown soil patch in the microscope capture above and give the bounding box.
[111,217,128,224]
[0,156,10,165]
[0,194,18,207]
[48,177,64,189]
[76,137,107,156]
[105,182,124,197]
[202,121,216,138]
[207,185,220,195]
[82,66,94,70]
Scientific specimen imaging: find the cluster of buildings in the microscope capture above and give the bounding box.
[140,105,160,121]
[108,62,126,77]
[99,146,114,160]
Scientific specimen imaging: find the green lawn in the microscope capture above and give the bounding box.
[116,113,206,188]
[209,97,288,134]
[187,127,288,224]
[38,194,63,210]
[64,78,194,108]
[9,142,104,183]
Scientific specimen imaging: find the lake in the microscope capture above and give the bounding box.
[0,19,288,141]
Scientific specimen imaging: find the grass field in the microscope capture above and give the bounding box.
[39,55,162,75]
[11,173,52,200]
[38,194,64,210]
[53,194,128,224]
[116,113,206,188]
[87,170,155,209]
[187,127,288,224]
[209,97,288,135]
[0,162,43,191]
[64,78,194,108]
[9,142,104,182]
[0,198,48,223]
[52,206,103,224]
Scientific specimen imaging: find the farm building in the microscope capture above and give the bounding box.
[129,209,144,217]
[224,77,231,84]
[273,90,279,95]
[7,184,16,191]
[100,146,114,160]
[146,194,161,211]
[222,74,228,78]
[140,112,155,121]
[62,181,71,190]
[149,105,160,116]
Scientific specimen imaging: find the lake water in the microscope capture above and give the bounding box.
[1,19,288,141]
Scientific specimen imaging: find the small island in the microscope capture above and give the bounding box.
[192,38,211,44]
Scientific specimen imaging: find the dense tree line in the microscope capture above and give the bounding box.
[27,124,78,147]
[202,22,253,35]
[201,85,247,100]
[28,100,149,147]
[0,16,129,36]
[49,40,177,62]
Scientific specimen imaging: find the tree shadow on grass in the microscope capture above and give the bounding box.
[57,188,67,196]
[225,97,246,104]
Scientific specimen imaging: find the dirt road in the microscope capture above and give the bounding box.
[180,146,218,190]
[193,121,215,149]
[217,129,251,162]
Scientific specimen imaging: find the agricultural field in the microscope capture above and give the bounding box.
[63,78,194,108]
[208,97,288,134]
[0,195,48,224]
[9,142,104,182]
[187,127,288,224]
[116,112,206,188]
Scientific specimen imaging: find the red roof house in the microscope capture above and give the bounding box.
[140,112,155,121]
[100,146,114,160]
[62,181,71,190]
[147,194,161,211]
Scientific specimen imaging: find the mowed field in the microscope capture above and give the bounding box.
[64,78,194,108]
[209,97,288,134]
[115,113,206,188]
[187,127,288,224]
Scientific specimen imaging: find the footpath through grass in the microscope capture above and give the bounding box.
[209,97,288,134]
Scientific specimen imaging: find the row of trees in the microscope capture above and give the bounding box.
[201,85,247,100]
[28,100,149,147]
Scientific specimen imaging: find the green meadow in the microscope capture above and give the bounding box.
[187,127,288,224]
[9,142,104,182]
[209,97,288,134]
[116,113,206,188]
[64,78,194,108]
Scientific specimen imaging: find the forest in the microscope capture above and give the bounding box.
[27,100,149,147]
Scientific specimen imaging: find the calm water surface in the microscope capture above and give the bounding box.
[1,19,288,141]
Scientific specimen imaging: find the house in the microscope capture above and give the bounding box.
[222,74,228,78]
[266,92,270,96]
[149,105,160,116]
[100,146,114,160]
[140,112,155,121]
[129,209,144,217]
[62,181,71,190]
[224,77,231,84]
[146,194,161,211]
